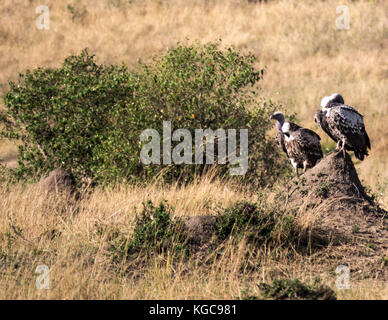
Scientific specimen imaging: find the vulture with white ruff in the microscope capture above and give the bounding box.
[314,93,371,160]
[270,112,323,176]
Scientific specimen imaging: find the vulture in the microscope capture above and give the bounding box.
[270,112,323,176]
[314,93,371,160]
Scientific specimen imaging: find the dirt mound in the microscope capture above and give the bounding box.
[284,151,388,280]
[184,215,217,245]
[285,151,378,209]
[183,215,218,259]
[183,151,387,280]
[35,168,76,196]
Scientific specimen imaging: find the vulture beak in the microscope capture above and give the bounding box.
[269,114,275,120]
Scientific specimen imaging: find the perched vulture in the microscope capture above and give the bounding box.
[314,93,371,160]
[270,112,323,176]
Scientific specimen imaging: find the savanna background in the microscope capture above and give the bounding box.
[0,0,387,299]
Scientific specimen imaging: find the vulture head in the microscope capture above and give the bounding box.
[320,93,345,109]
[270,111,285,132]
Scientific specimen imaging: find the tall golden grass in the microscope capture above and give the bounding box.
[0,180,386,300]
[0,0,387,299]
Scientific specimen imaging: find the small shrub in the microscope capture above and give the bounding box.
[300,189,308,196]
[67,3,88,24]
[216,200,275,243]
[215,195,306,252]
[101,201,188,264]
[215,198,299,246]
[315,182,331,197]
[128,200,188,255]
[352,224,360,233]
[258,278,337,300]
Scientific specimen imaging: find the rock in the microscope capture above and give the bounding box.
[184,215,217,245]
[35,168,76,195]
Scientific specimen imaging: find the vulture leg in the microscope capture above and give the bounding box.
[291,159,299,177]
[341,137,346,158]
[335,140,341,151]
[302,160,308,174]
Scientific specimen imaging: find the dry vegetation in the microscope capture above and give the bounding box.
[0,0,387,299]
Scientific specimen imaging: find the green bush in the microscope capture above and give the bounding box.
[216,198,297,245]
[100,201,187,264]
[258,278,337,300]
[1,43,285,186]
[128,200,187,255]
[216,200,275,242]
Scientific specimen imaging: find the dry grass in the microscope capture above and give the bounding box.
[1,180,386,300]
[0,0,387,299]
